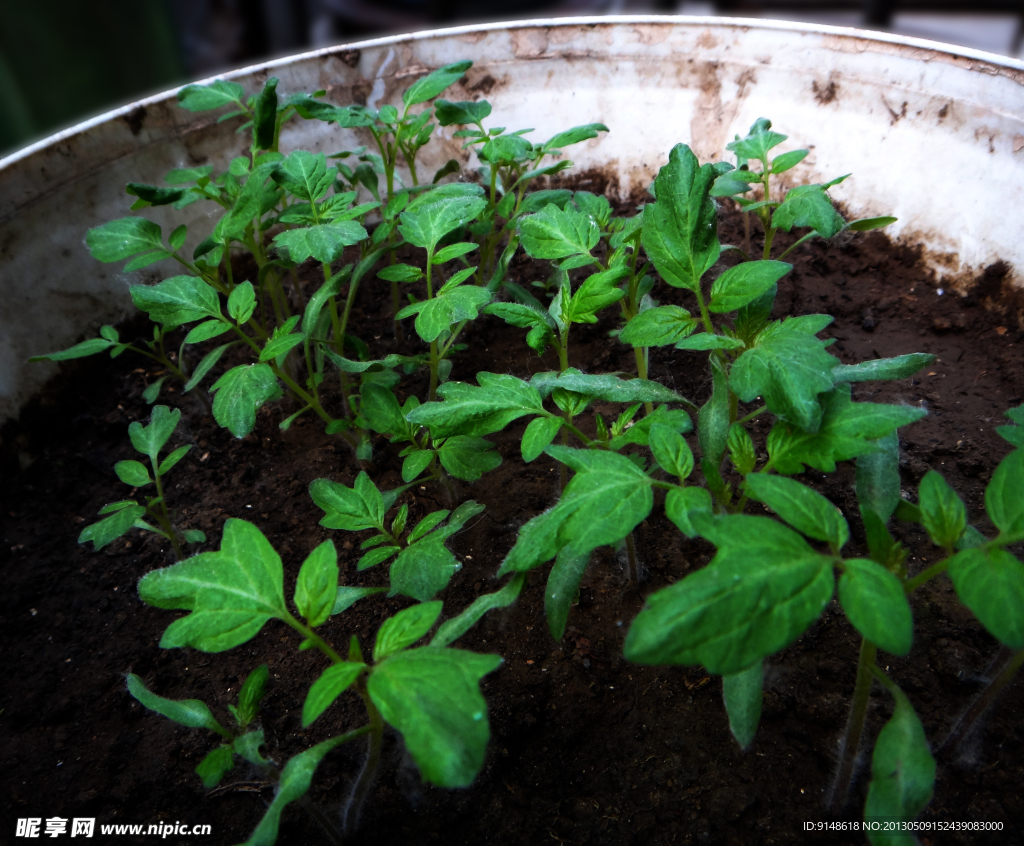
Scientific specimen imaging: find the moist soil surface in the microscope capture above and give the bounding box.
[3,207,1024,846]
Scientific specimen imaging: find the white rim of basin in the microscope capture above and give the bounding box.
[3,15,1022,425]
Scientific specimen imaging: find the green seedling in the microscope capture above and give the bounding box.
[79,405,204,559]
[130,518,502,844]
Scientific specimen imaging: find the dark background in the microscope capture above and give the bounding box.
[1,0,1021,156]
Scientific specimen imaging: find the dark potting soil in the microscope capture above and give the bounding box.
[3,206,1024,846]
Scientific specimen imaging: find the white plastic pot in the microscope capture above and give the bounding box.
[2,16,1022,424]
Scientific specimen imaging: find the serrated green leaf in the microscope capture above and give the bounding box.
[723,661,763,750]
[607,405,692,451]
[367,647,501,787]
[400,193,486,254]
[769,387,926,475]
[184,320,230,344]
[129,405,181,463]
[374,602,443,662]
[727,120,788,160]
[839,558,913,655]
[87,217,164,263]
[78,505,146,550]
[709,260,791,313]
[745,474,849,549]
[624,520,833,674]
[294,540,338,627]
[731,315,838,431]
[948,546,1024,648]
[567,267,627,323]
[519,204,599,260]
[480,133,533,165]
[138,519,288,652]
[309,472,384,532]
[115,460,152,487]
[127,674,229,736]
[618,306,697,347]
[773,184,844,238]
[698,357,730,467]
[437,436,501,481]
[406,373,544,438]
[918,470,966,549]
[273,221,367,263]
[864,691,935,842]
[531,369,684,404]
[130,275,222,326]
[400,284,490,343]
[272,150,334,202]
[301,662,366,726]
[641,144,720,292]
[435,98,492,126]
[209,364,282,438]
[500,448,653,575]
[228,281,256,323]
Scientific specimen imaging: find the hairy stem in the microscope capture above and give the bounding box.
[941,646,1024,753]
[345,684,385,836]
[830,639,877,810]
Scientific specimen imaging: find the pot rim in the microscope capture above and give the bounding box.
[2,14,1022,172]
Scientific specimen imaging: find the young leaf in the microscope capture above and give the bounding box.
[855,432,901,524]
[918,470,966,549]
[28,336,115,362]
[374,602,444,663]
[233,730,270,766]
[432,573,526,648]
[126,183,187,207]
[698,358,730,467]
[567,267,628,323]
[771,149,808,173]
[848,216,898,232]
[832,353,935,383]
[309,472,385,531]
[641,143,720,292]
[209,364,282,438]
[402,450,435,483]
[273,221,367,264]
[332,586,388,616]
[177,79,244,112]
[985,449,1024,535]
[948,546,1024,649]
[519,204,600,262]
[301,662,367,727]
[727,423,756,475]
[768,387,926,475]
[184,342,235,392]
[722,661,763,750]
[406,373,545,438]
[358,547,400,571]
[435,98,492,126]
[400,283,491,343]
[543,123,609,152]
[773,184,845,238]
[531,369,685,405]
[129,405,181,463]
[196,746,235,788]
[522,416,562,463]
[607,405,692,451]
[863,691,936,841]
[437,436,501,481]
[127,674,230,737]
[272,150,335,201]
[499,448,653,575]
[618,306,697,348]
[114,460,152,487]
[649,423,694,480]
[389,535,462,601]
[728,119,787,160]
[403,60,472,106]
[665,487,713,538]
[87,217,164,263]
[709,260,791,313]
[236,665,269,727]
[400,193,487,254]
[378,263,423,283]
[731,315,838,432]
[367,647,502,787]
[78,505,146,550]
[184,321,230,344]
[838,558,913,656]
[434,241,478,264]
[625,517,833,674]
[228,281,256,324]
[545,546,590,640]
[240,734,355,846]
[138,518,289,651]
[744,474,849,549]
[251,77,278,151]
[130,275,222,326]
[294,540,339,627]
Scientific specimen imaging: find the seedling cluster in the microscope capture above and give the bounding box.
[34,61,1024,844]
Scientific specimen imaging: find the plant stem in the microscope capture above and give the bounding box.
[625,532,639,588]
[941,646,1024,753]
[345,682,385,836]
[830,639,877,810]
[149,462,184,560]
[904,557,950,593]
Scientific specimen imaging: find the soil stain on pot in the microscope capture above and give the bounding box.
[2,207,1023,845]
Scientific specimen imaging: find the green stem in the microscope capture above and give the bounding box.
[345,681,385,835]
[830,639,877,810]
[904,557,950,593]
[941,646,1024,753]
[625,532,639,588]
[149,462,184,560]
[736,405,767,425]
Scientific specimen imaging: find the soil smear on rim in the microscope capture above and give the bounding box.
[3,205,1024,845]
